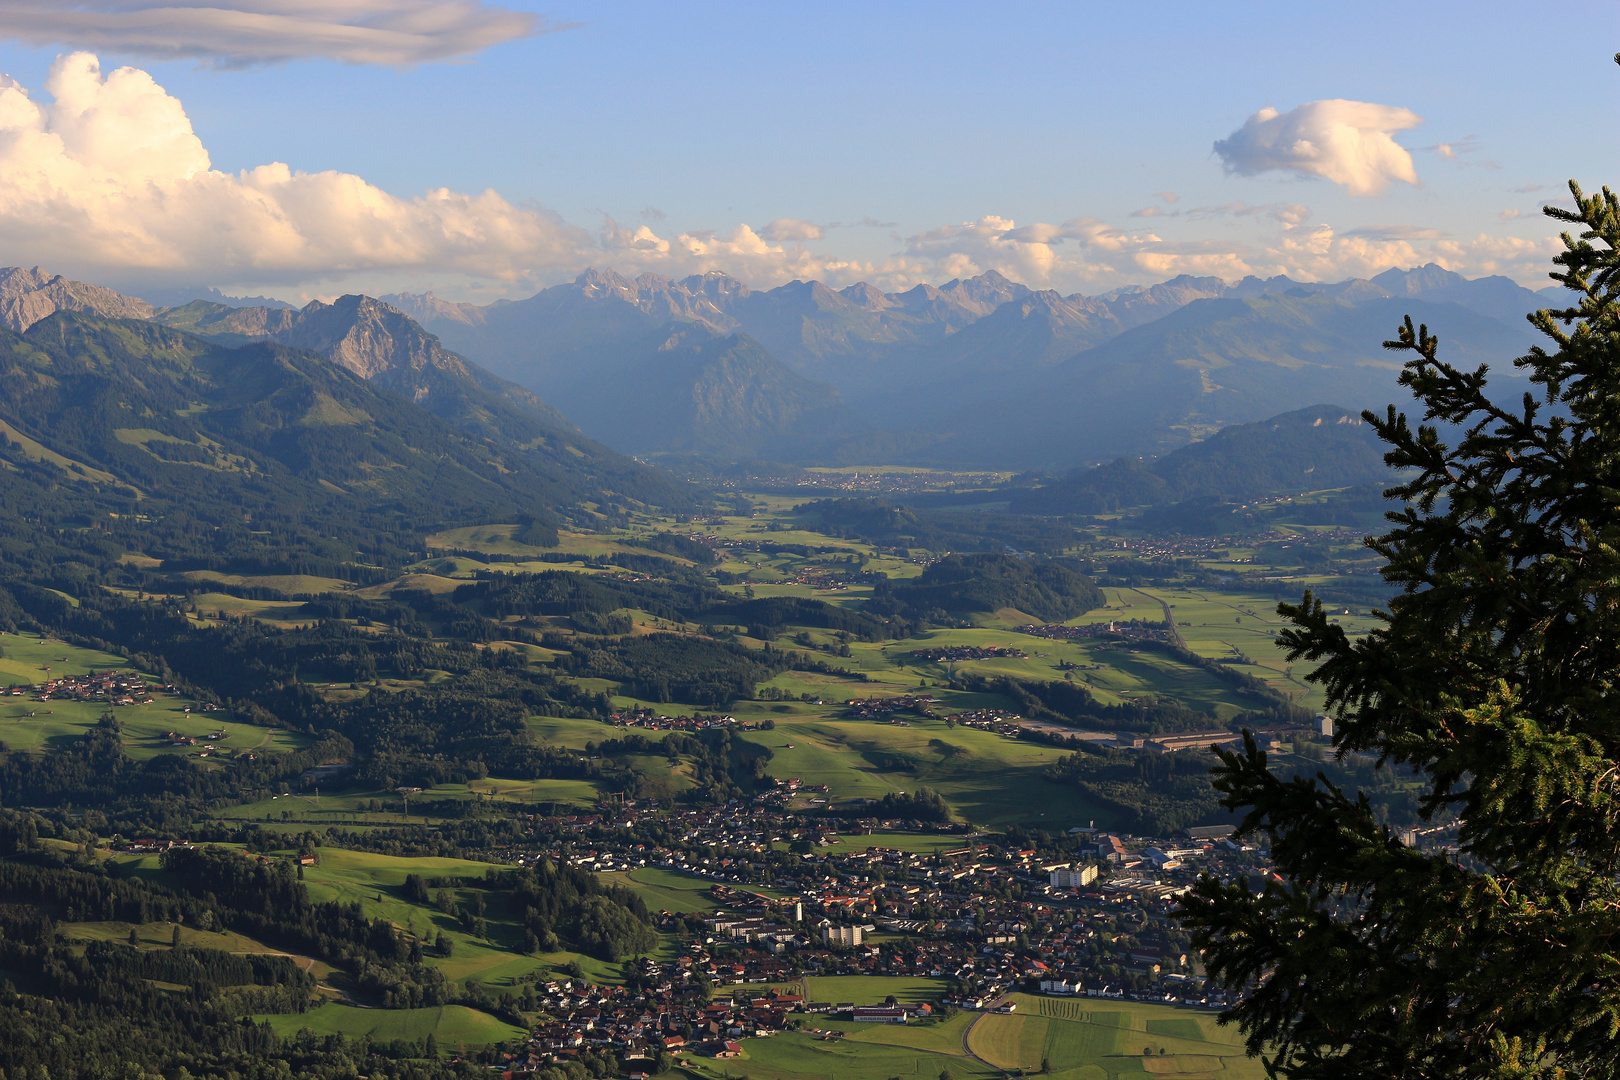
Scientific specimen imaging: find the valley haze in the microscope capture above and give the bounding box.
[0,4,1602,1080]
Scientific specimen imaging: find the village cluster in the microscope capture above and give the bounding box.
[606,707,744,733]
[7,669,168,706]
[1017,620,1171,643]
[906,645,1028,663]
[467,796,1286,1070]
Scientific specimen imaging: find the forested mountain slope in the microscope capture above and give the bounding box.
[1009,404,1388,514]
[150,295,692,507]
[0,312,695,584]
[923,292,1535,469]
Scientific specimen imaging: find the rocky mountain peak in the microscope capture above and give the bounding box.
[678,271,752,304]
[839,281,892,310]
[937,269,1031,314]
[0,265,155,332]
[1371,263,1463,295]
[575,268,639,301]
[378,290,486,328]
[280,295,454,384]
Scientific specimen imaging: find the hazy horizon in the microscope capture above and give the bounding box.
[0,2,1606,304]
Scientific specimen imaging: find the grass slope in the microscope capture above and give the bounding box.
[0,631,305,760]
[260,1002,525,1050]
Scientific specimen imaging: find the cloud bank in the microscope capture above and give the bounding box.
[0,54,1556,300]
[1214,99,1422,196]
[0,53,584,284]
[0,1,542,67]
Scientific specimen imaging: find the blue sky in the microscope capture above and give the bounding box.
[0,1,1610,301]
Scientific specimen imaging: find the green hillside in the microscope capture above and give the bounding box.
[0,311,691,583]
[1010,403,1389,515]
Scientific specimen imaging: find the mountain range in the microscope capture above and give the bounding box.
[0,259,1569,482]
[382,263,1562,468]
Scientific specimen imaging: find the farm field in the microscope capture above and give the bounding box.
[177,570,355,595]
[1124,587,1381,712]
[686,1029,1002,1080]
[215,775,605,827]
[0,630,306,760]
[691,991,1264,1080]
[736,996,1264,1080]
[184,591,312,623]
[1015,994,1263,1080]
[821,831,972,855]
[967,1011,1051,1070]
[108,845,646,990]
[598,867,726,914]
[803,976,950,1004]
[298,847,671,988]
[736,713,1108,828]
[285,848,551,986]
[427,524,706,565]
[260,1003,525,1050]
[346,515,1323,728]
[874,622,1280,718]
[843,1009,976,1055]
[528,715,645,749]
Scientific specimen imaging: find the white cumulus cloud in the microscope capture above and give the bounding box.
[0,52,585,287]
[1214,99,1422,196]
[0,1,544,67]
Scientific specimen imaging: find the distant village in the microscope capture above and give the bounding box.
[1017,620,1171,643]
[469,789,1304,1072]
[8,668,168,706]
[907,645,1028,662]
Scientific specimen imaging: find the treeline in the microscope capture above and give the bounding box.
[0,888,495,1080]
[0,582,612,809]
[793,498,1082,554]
[1007,405,1387,518]
[1041,746,1230,835]
[559,633,789,706]
[454,567,891,640]
[485,859,659,961]
[0,712,355,833]
[868,786,951,822]
[956,673,1288,735]
[956,658,1306,735]
[0,574,780,820]
[867,553,1105,625]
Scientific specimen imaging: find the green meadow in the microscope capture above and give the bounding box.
[736,712,1108,828]
[818,831,970,855]
[1123,586,1381,712]
[802,976,949,1004]
[598,867,726,914]
[216,774,605,828]
[694,994,1262,1080]
[260,1003,525,1051]
[684,1028,997,1080]
[0,631,306,760]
